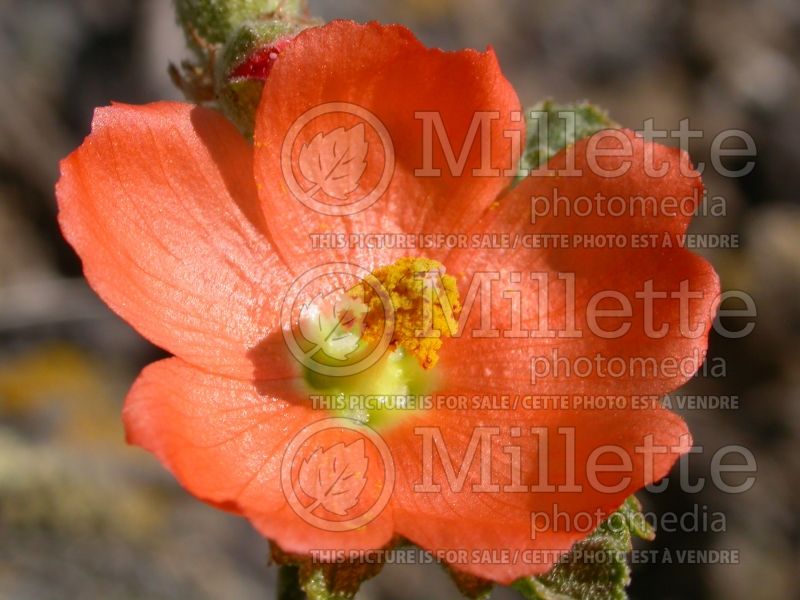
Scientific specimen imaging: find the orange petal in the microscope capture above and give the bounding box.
[386,402,690,583]
[124,358,394,553]
[125,359,688,583]
[443,129,720,397]
[254,20,523,272]
[56,102,294,379]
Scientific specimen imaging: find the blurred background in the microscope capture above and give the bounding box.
[0,0,798,599]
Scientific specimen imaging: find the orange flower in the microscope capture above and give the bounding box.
[56,20,719,584]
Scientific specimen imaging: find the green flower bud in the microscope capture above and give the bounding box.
[174,0,306,49]
[216,18,317,137]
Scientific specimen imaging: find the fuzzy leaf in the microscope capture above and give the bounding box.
[513,496,652,600]
[519,100,617,179]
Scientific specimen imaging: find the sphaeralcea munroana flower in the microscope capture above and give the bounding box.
[56,20,719,583]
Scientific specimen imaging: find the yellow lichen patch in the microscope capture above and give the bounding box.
[351,257,461,369]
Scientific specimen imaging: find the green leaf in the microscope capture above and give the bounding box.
[518,100,617,180]
[512,496,653,600]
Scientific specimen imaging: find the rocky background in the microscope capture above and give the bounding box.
[0,1,798,599]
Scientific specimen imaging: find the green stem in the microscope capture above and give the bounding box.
[277,564,305,600]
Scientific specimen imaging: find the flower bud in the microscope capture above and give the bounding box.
[216,18,316,136]
[174,0,305,50]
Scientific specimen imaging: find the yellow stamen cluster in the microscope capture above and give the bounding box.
[350,257,461,369]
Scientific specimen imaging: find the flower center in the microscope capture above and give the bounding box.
[300,257,461,428]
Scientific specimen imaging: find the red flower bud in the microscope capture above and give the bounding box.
[229,37,292,80]
[217,19,316,137]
